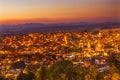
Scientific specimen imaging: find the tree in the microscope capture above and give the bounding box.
[0,75,6,80]
[27,71,35,80]
[16,72,28,80]
[87,65,100,80]
[106,53,120,79]
[47,60,77,80]
[75,65,100,80]
[107,54,120,73]
[35,66,47,80]
[75,66,87,80]
[16,71,35,80]
[23,67,35,80]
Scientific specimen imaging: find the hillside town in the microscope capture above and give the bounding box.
[0,29,120,79]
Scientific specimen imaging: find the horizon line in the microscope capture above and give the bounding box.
[0,21,120,26]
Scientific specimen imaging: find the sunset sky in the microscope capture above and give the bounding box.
[0,0,120,24]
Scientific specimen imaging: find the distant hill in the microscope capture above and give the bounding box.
[0,22,120,36]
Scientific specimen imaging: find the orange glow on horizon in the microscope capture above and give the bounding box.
[0,17,117,25]
[0,0,119,25]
